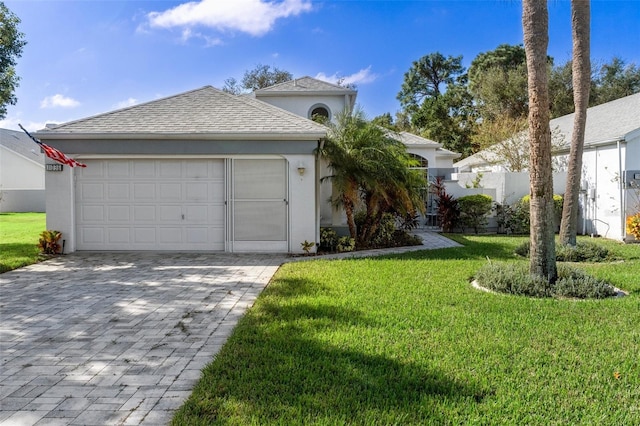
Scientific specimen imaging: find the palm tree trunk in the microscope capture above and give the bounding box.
[343,195,357,242]
[560,0,591,246]
[522,0,557,283]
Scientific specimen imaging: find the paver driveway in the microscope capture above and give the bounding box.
[0,252,284,426]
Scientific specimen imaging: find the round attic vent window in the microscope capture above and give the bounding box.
[309,105,330,122]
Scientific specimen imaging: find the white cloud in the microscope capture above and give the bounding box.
[315,66,378,86]
[0,116,59,132]
[146,0,313,37]
[181,28,223,46]
[40,94,80,109]
[113,98,139,109]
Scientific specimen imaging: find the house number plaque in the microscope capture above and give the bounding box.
[46,164,64,172]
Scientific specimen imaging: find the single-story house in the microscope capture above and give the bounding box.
[0,128,45,212]
[37,77,459,253]
[454,92,640,241]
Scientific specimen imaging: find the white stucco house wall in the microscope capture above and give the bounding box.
[37,77,459,253]
[0,128,45,212]
[255,78,461,230]
[454,92,640,241]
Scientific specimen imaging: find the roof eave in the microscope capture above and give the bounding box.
[33,131,327,141]
[438,152,462,159]
[554,136,627,155]
[405,142,442,148]
[255,90,357,97]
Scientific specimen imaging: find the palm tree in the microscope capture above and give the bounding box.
[320,110,365,240]
[560,0,591,246]
[357,138,425,247]
[522,0,557,283]
[320,108,426,248]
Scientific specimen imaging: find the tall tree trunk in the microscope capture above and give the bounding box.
[560,0,591,246]
[341,181,358,241]
[522,0,557,283]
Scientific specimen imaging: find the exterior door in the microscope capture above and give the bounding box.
[230,159,288,252]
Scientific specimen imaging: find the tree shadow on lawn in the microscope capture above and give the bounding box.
[178,277,491,424]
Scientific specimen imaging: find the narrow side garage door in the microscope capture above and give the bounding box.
[76,159,225,251]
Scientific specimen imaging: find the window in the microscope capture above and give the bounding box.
[308,104,330,122]
[409,153,428,171]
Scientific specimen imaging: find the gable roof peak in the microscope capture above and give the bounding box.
[255,76,357,95]
[36,85,327,139]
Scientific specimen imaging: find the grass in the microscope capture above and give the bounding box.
[172,235,640,425]
[0,212,46,273]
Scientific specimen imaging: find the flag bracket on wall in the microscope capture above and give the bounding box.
[18,123,87,168]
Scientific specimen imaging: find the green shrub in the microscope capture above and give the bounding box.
[391,230,423,247]
[514,240,530,257]
[458,194,493,234]
[514,240,617,262]
[554,266,618,299]
[336,236,355,252]
[555,241,617,262]
[475,261,552,297]
[371,213,397,248]
[494,202,530,234]
[353,212,422,249]
[319,227,339,252]
[475,262,616,299]
[517,194,564,232]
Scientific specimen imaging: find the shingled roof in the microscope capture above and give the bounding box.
[551,91,640,147]
[455,92,640,171]
[36,86,327,141]
[0,128,44,163]
[254,76,357,96]
[395,131,441,147]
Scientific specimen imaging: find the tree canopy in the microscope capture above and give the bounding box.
[223,64,292,94]
[396,53,476,156]
[397,53,465,107]
[0,2,26,119]
[392,45,640,159]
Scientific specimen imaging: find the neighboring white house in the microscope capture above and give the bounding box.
[36,77,459,253]
[454,93,640,241]
[0,128,45,212]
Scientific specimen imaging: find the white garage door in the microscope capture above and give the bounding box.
[76,159,225,251]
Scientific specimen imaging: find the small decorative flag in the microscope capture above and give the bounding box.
[19,124,86,168]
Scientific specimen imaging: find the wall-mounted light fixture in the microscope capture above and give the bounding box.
[297,162,306,176]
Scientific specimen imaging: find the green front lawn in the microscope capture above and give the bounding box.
[0,212,46,273]
[173,235,640,425]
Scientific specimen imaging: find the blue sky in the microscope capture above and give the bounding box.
[3,0,639,132]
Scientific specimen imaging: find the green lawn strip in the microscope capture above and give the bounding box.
[173,236,639,425]
[0,212,46,273]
